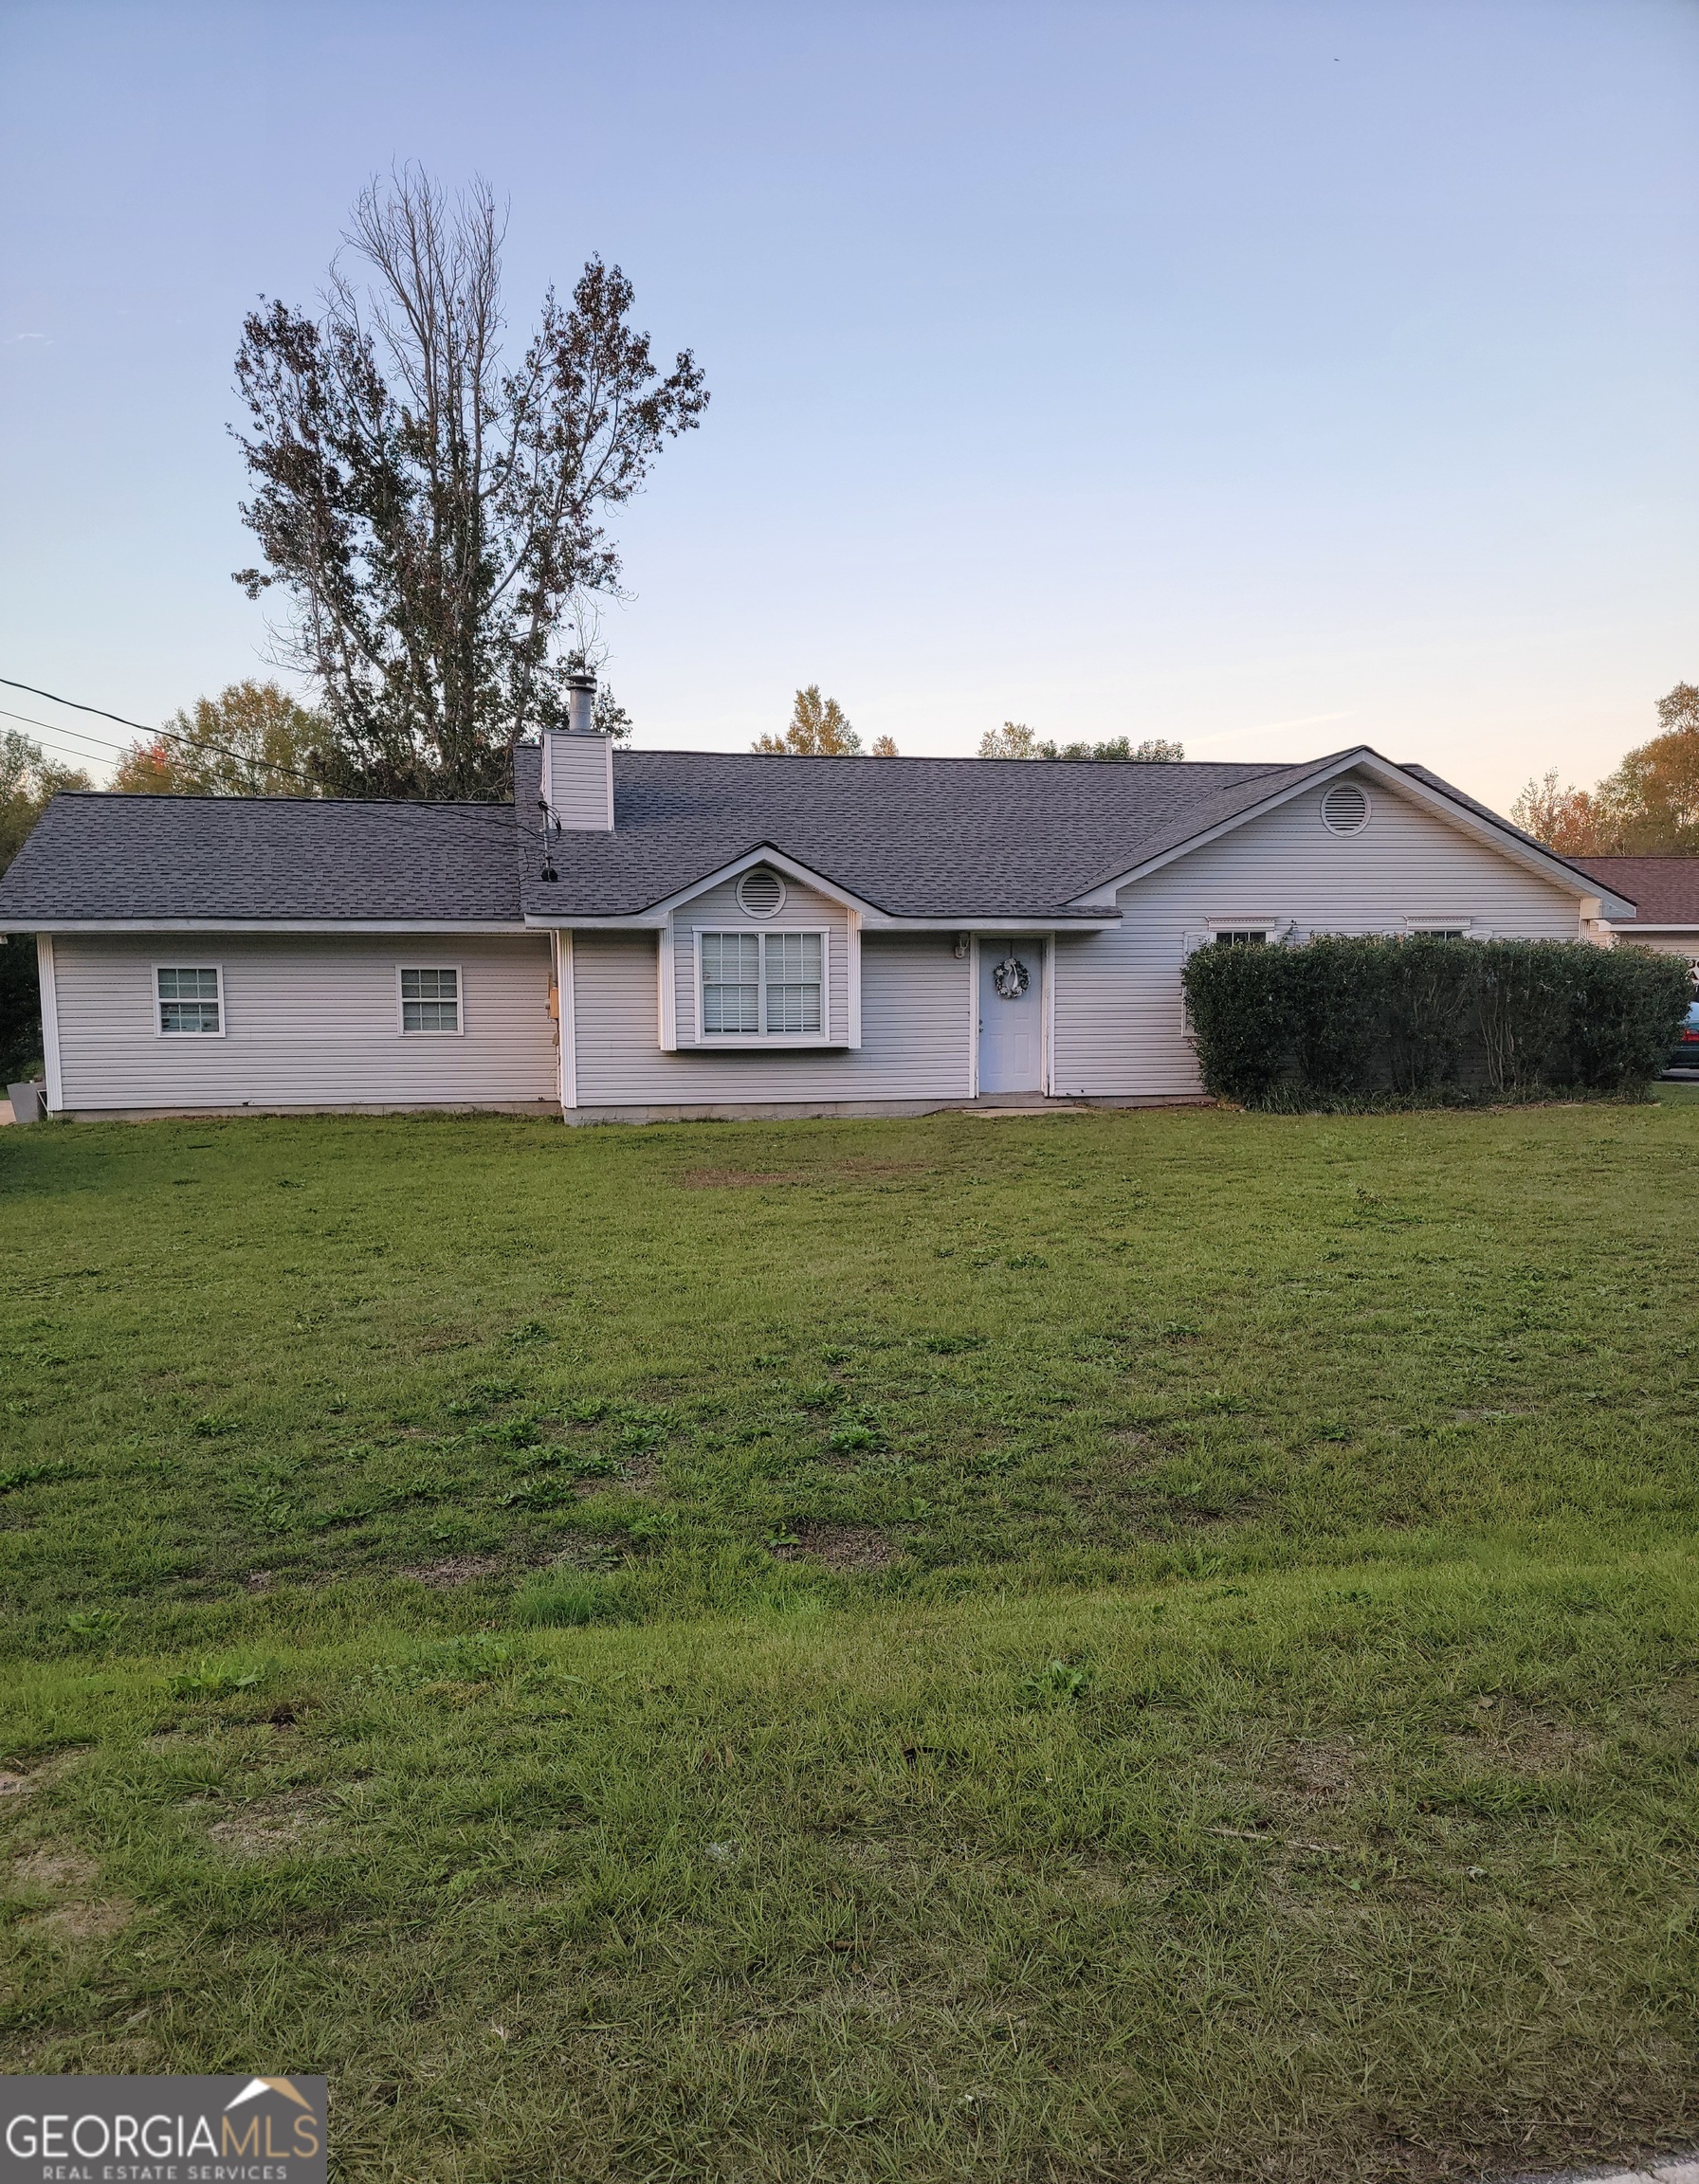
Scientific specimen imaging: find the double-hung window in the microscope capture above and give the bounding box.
[156,966,222,1035]
[700,930,825,1039]
[399,966,461,1033]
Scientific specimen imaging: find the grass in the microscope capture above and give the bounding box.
[4,1095,1699,2179]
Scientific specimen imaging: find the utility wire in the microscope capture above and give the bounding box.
[0,675,559,854]
[0,706,123,772]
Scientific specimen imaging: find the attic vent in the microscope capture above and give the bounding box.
[737,867,786,919]
[1321,782,1371,835]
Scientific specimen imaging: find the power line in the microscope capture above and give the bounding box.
[0,708,119,772]
[0,675,557,854]
[0,704,150,767]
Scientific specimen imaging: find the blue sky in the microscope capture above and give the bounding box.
[1,0,1694,808]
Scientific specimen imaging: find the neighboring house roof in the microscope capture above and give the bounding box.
[0,792,525,924]
[514,744,1343,919]
[0,742,1617,930]
[1569,857,1699,928]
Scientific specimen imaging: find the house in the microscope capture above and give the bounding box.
[1571,858,1699,990]
[0,698,1635,1124]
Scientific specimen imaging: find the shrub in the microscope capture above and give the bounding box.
[1181,936,1688,1110]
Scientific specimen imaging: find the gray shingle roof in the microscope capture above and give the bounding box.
[0,792,524,922]
[0,741,1556,929]
[517,745,1340,919]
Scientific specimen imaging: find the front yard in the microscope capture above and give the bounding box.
[3,1099,1698,2179]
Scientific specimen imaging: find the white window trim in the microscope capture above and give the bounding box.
[692,926,833,1046]
[396,963,465,1036]
[1204,917,1292,940]
[154,960,226,1039]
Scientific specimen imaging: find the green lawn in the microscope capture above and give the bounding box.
[3,1098,1698,2180]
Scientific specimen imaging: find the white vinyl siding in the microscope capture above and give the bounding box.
[1617,934,1699,969]
[539,731,614,830]
[1050,771,1593,1100]
[572,932,972,1108]
[50,935,557,1112]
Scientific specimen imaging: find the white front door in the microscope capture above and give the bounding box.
[977,940,1045,1093]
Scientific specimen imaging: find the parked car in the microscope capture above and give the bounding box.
[1669,1001,1699,1074]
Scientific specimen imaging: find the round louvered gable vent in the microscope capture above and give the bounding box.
[737,867,786,918]
[1320,782,1371,835]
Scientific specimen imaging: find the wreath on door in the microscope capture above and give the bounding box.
[991,954,1031,1000]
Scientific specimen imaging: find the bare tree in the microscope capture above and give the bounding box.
[1509,769,1605,854]
[233,169,706,798]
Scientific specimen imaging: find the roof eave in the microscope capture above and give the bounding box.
[523,910,1123,932]
[0,918,533,935]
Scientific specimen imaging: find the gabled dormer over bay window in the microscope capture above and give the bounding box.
[656,858,860,1050]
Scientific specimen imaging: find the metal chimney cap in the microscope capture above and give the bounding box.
[563,665,598,692]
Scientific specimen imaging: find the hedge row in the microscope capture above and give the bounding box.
[1180,935,1690,1109]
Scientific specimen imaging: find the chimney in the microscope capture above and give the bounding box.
[540,665,613,831]
[566,664,597,736]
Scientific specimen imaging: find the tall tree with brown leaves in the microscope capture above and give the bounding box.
[1512,683,1699,855]
[232,169,707,800]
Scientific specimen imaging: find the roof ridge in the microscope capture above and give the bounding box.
[609,748,1302,772]
[51,791,518,810]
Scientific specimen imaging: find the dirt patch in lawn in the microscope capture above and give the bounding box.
[680,1169,796,1190]
[206,1791,329,1859]
[402,1551,513,1588]
[1447,1707,1600,1776]
[38,1900,135,1943]
[770,1523,899,1571]
[1272,1739,1360,1806]
[681,1158,929,1191]
[14,1850,100,1892]
[416,1325,480,1353]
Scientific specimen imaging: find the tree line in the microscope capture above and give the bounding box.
[1512,683,1699,857]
